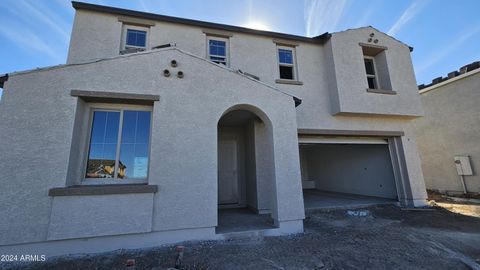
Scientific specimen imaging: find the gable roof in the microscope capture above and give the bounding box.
[72,1,330,44]
[1,47,302,106]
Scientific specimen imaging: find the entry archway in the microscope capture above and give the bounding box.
[216,105,276,233]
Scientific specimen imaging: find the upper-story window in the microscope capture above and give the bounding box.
[364,57,378,89]
[277,46,296,80]
[360,43,393,92]
[207,36,228,65]
[85,105,152,183]
[122,25,149,51]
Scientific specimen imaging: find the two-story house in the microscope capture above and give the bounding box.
[0,2,427,256]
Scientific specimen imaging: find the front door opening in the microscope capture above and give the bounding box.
[216,108,276,233]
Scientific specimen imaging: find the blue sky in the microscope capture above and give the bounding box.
[0,0,479,99]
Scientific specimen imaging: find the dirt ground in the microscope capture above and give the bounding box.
[3,204,480,270]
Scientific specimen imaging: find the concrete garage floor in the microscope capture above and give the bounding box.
[7,204,480,270]
[304,189,397,210]
[216,208,275,233]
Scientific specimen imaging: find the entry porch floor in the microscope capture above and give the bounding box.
[304,189,397,210]
[216,208,275,234]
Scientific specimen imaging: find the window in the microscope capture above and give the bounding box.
[207,37,228,65]
[364,57,378,89]
[122,25,148,50]
[85,106,152,183]
[277,47,296,80]
[126,29,146,48]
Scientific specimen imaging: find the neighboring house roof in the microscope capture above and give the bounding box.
[418,61,480,93]
[71,1,330,44]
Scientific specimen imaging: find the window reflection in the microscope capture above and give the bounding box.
[85,111,120,178]
[118,111,151,179]
[85,109,151,180]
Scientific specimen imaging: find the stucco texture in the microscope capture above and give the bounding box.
[0,48,304,246]
[413,72,480,193]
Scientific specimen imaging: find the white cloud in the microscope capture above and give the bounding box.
[0,24,62,62]
[353,3,376,28]
[387,1,426,36]
[17,0,70,43]
[304,0,348,37]
[416,25,480,74]
[137,0,149,12]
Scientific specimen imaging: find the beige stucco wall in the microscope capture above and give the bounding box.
[0,48,304,248]
[0,8,430,254]
[413,72,480,193]
[67,11,423,119]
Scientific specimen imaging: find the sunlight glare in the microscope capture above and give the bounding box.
[244,21,270,31]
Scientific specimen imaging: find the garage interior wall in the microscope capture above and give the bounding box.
[301,144,398,199]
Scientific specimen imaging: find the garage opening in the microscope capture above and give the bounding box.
[216,108,276,233]
[299,136,399,210]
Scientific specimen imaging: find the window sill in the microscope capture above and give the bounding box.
[120,47,146,55]
[275,79,304,85]
[48,184,158,197]
[366,88,397,95]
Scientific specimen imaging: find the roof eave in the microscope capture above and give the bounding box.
[71,1,330,44]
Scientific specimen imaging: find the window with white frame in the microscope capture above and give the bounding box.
[122,25,148,50]
[84,105,152,183]
[277,46,296,80]
[207,36,228,65]
[364,57,379,89]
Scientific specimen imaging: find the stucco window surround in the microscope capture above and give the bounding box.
[65,90,159,188]
[82,103,153,185]
[119,17,154,54]
[360,43,396,95]
[274,40,303,85]
[204,32,231,67]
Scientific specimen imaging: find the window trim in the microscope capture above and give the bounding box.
[82,103,153,185]
[206,35,229,66]
[276,45,298,81]
[364,56,380,90]
[121,24,149,51]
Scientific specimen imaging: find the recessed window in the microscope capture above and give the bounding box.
[278,47,296,80]
[122,25,148,50]
[126,29,146,48]
[85,107,152,182]
[207,37,228,65]
[364,57,378,89]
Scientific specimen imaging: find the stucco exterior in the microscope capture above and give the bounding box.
[0,2,428,257]
[413,70,480,193]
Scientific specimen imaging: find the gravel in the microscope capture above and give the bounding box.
[3,205,480,270]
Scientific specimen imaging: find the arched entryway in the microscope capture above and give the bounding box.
[216,105,277,233]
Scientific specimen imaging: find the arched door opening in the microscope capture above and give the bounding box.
[216,108,276,233]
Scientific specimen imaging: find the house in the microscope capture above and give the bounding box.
[414,62,480,195]
[0,2,428,257]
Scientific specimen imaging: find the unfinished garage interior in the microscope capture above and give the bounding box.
[299,134,405,209]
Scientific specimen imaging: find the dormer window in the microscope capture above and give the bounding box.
[364,57,378,89]
[207,36,228,65]
[121,25,149,51]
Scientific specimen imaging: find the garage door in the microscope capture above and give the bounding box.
[299,136,397,200]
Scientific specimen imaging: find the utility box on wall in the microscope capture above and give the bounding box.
[454,156,473,176]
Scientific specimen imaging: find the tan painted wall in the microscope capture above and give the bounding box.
[413,72,480,193]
